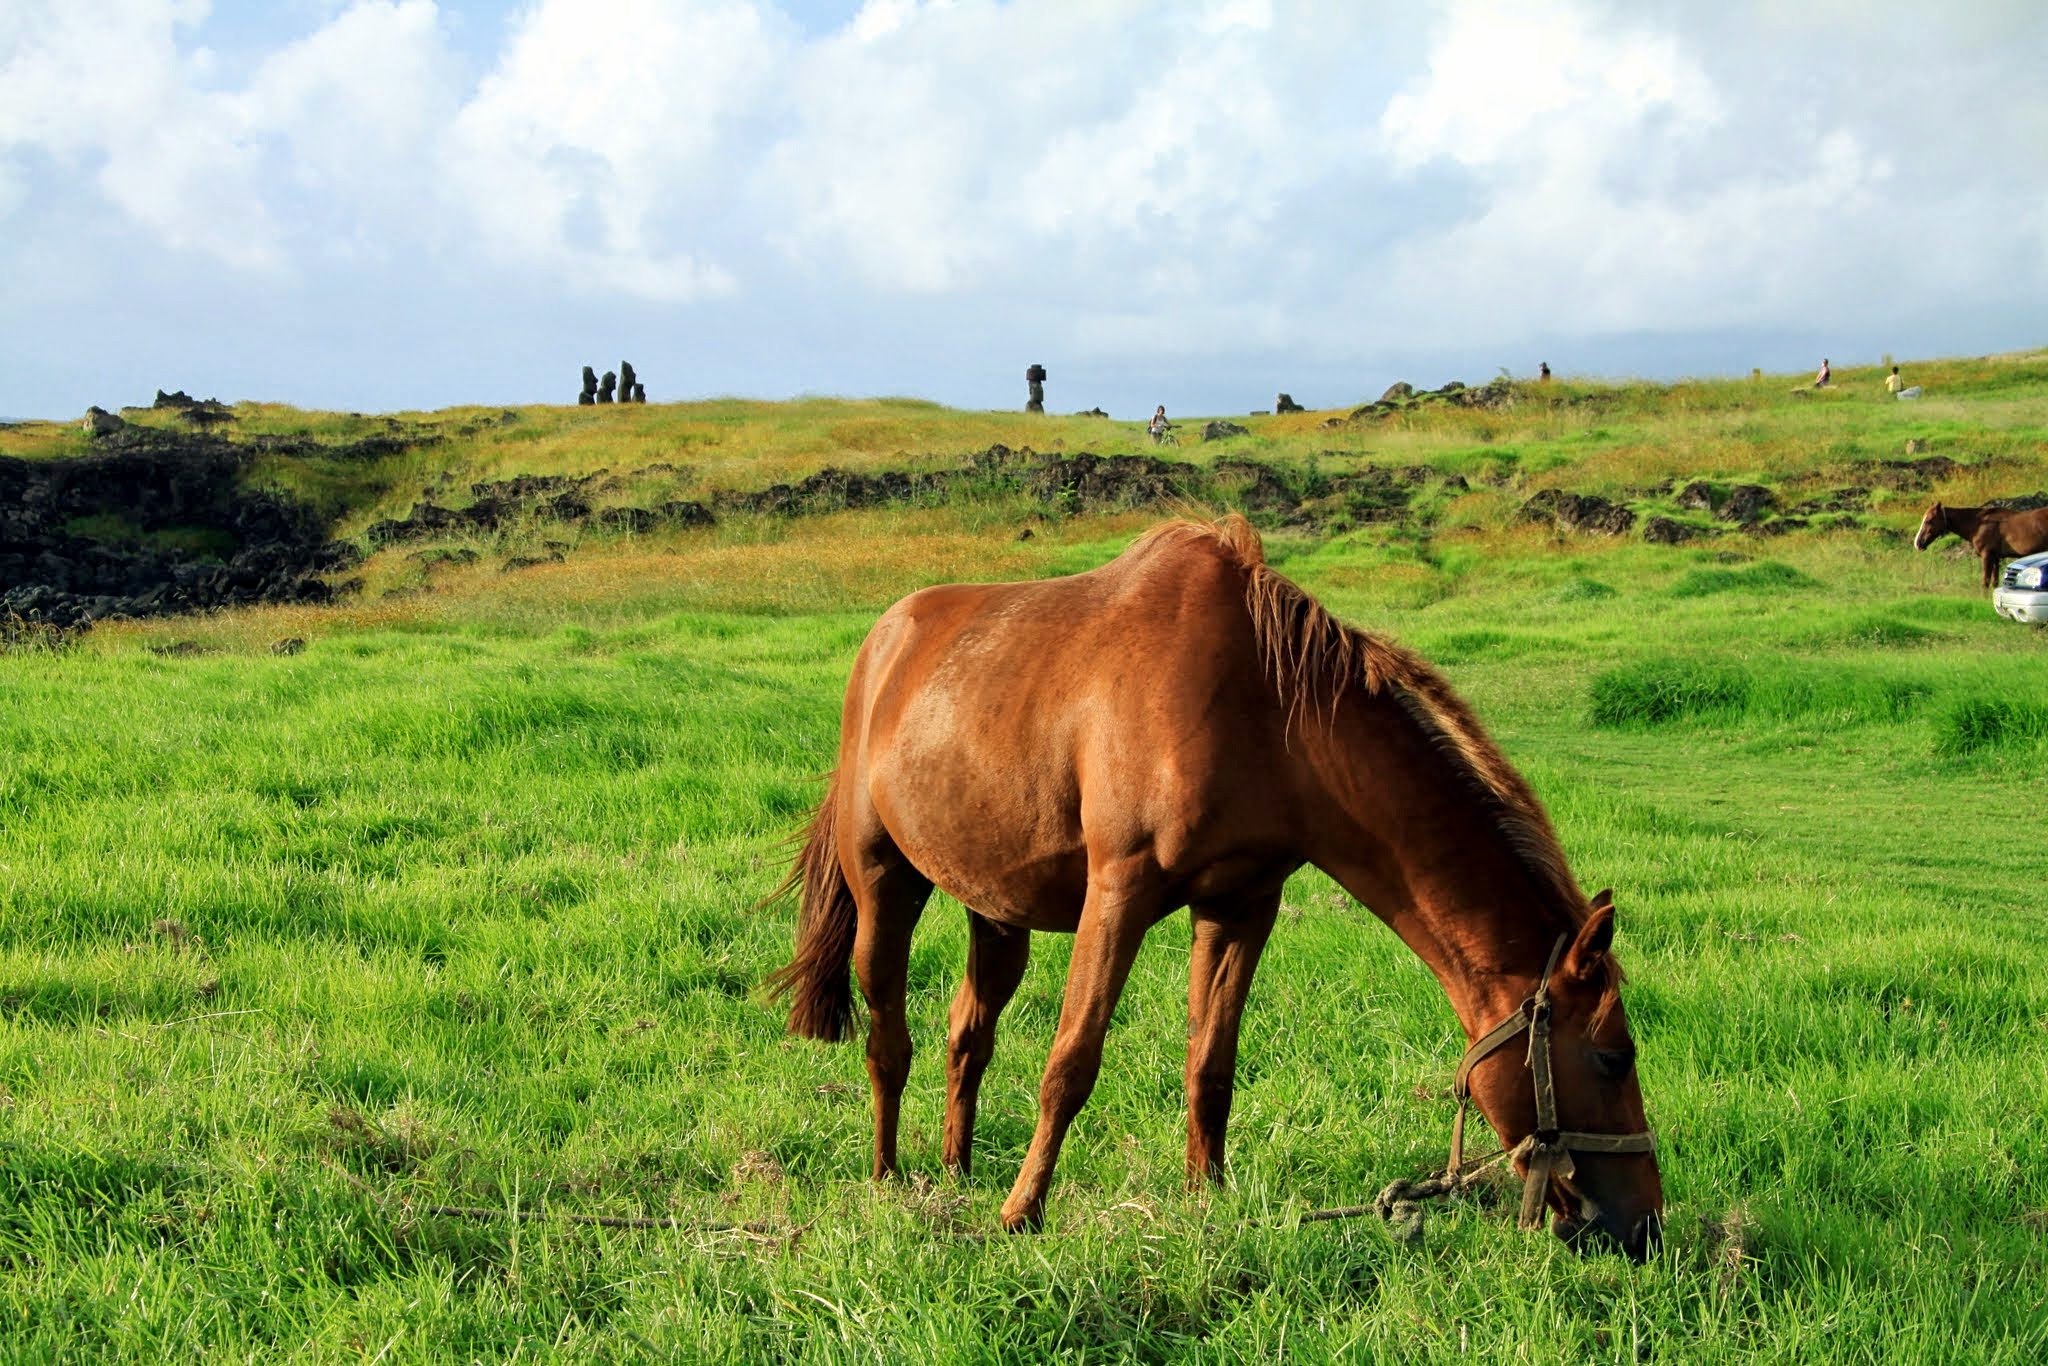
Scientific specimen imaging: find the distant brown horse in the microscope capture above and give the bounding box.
[1915,501,2048,587]
[768,516,1663,1256]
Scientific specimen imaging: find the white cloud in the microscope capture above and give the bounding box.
[759,0,1379,292]
[239,0,459,243]
[442,0,791,300]
[1357,0,1941,348]
[1380,0,1720,172]
[0,0,284,270]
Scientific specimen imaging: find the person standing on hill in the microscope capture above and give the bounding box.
[1149,406,1170,443]
[1886,365,1904,395]
[1814,358,1832,387]
[1539,362,1551,382]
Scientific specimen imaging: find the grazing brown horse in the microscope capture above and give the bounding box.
[1914,501,2048,587]
[768,516,1663,1257]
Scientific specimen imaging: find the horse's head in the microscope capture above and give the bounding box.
[1914,503,1947,550]
[1465,892,1664,1260]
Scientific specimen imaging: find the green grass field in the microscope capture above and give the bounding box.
[3,356,2047,1361]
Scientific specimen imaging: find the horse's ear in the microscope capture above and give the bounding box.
[1565,902,1616,982]
[1590,887,1614,911]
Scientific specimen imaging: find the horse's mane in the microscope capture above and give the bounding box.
[1135,517,1606,959]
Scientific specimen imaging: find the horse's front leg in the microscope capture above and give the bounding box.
[1000,871,1159,1231]
[1184,892,1280,1187]
[942,911,1031,1176]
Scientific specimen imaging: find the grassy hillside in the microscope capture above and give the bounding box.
[2,353,2046,1361]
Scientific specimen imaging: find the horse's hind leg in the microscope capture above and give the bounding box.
[848,835,933,1180]
[1184,891,1280,1187]
[942,911,1031,1176]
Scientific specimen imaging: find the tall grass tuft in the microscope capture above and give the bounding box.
[1935,697,2048,756]
[1590,659,1751,726]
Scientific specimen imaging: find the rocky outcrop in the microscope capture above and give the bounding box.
[1718,484,1776,524]
[1517,488,1636,535]
[365,468,712,545]
[1,430,362,628]
[1642,516,1706,545]
[1275,393,1304,414]
[1348,377,1514,422]
[1201,420,1250,441]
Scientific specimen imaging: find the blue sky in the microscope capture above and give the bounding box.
[3,0,2044,421]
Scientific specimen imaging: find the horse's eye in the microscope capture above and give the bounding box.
[1593,1047,1635,1080]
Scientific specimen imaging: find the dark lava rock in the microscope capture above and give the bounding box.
[1378,382,1414,404]
[1075,407,1109,418]
[1211,460,1298,514]
[1718,484,1776,524]
[658,500,715,527]
[271,637,306,655]
[1855,456,1958,491]
[1201,420,1250,441]
[1438,377,1515,411]
[1275,393,1305,414]
[0,432,363,629]
[1517,488,1636,535]
[1027,453,1192,511]
[500,552,565,573]
[1439,473,1470,493]
[82,407,125,438]
[1986,490,2048,513]
[1788,487,1871,516]
[597,506,660,534]
[1746,517,1810,537]
[474,473,593,501]
[1675,480,1717,513]
[1642,516,1706,545]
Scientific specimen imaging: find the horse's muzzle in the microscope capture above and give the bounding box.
[1557,1208,1662,1263]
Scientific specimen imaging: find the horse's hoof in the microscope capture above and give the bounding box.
[999,1203,1044,1233]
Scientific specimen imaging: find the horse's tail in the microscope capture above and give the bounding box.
[762,771,860,1042]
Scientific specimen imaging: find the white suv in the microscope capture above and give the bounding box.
[1993,551,2048,623]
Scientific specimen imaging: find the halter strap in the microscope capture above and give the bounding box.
[1442,933,1656,1231]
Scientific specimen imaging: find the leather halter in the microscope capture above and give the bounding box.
[1445,934,1658,1230]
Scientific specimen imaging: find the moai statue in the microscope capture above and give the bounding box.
[598,371,617,403]
[579,367,598,405]
[1275,392,1304,414]
[630,384,646,403]
[1025,363,1047,414]
[620,361,637,400]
